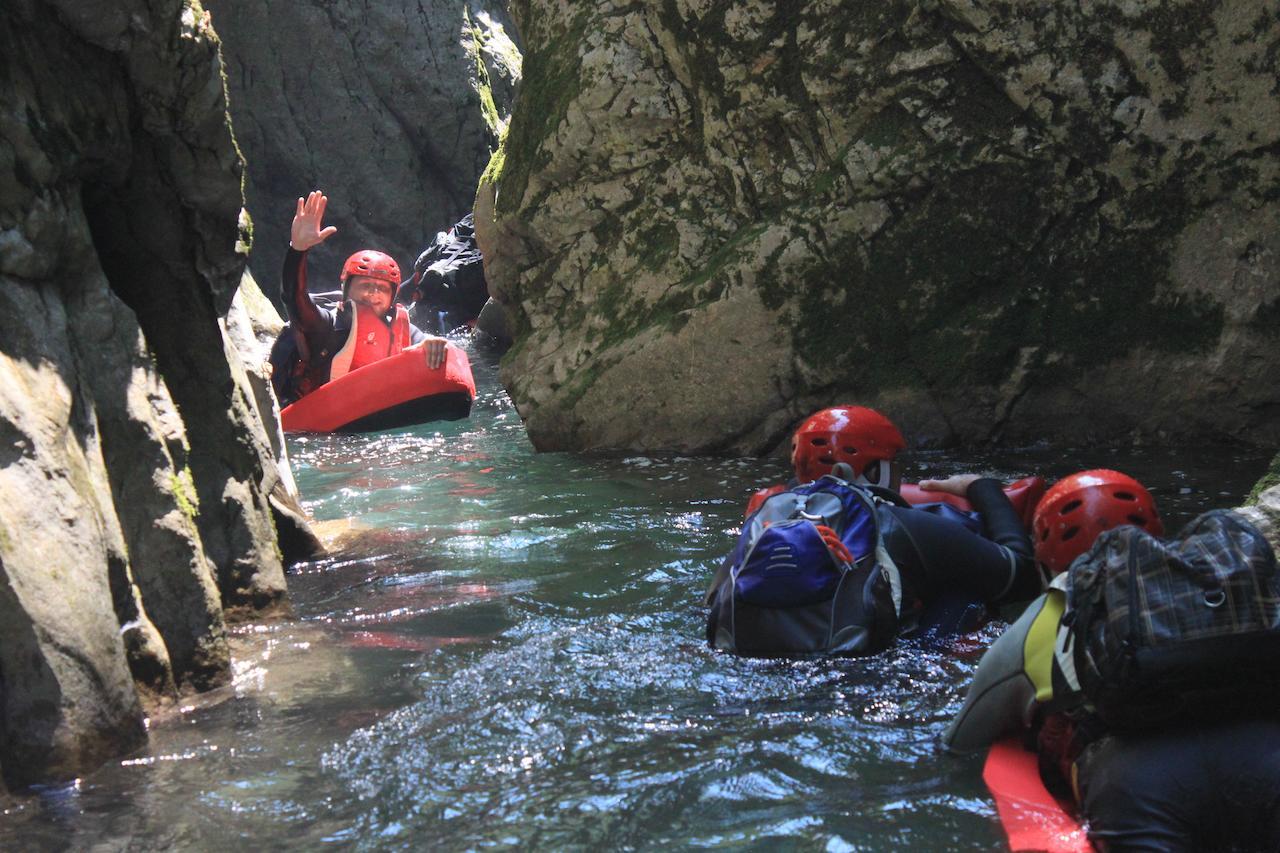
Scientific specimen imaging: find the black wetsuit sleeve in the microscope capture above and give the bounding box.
[282,247,331,341]
[881,479,1041,608]
[966,478,1042,603]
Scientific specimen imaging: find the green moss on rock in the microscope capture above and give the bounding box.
[773,164,1225,396]
[464,7,503,135]
[1247,451,1280,504]
[496,12,589,216]
[170,466,200,523]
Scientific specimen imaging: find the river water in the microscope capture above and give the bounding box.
[1,341,1269,850]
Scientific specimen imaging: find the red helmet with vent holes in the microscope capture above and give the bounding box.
[340,250,401,290]
[790,406,905,485]
[1032,469,1163,575]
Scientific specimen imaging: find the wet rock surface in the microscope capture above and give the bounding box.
[224,270,327,565]
[480,0,1280,453]
[207,0,522,294]
[0,0,295,788]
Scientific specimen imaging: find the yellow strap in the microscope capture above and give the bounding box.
[1025,589,1066,702]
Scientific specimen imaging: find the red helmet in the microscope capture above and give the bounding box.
[340,251,401,288]
[790,406,905,485]
[1032,469,1164,575]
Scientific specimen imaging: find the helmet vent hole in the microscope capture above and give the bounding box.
[1039,528,1049,541]
[1113,491,1136,501]
[811,438,828,446]
[1059,500,1082,515]
[843,446,858,455]
[1061,526,1080,541]
[1128,514,1147,526]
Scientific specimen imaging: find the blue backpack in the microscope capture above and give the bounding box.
[706,473,904,657]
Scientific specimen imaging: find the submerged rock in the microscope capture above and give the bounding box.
[208,0,522,295]
[480,0,1280,453]
[0,0,295,787]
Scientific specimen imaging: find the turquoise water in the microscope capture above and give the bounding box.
[1,340,1269,849]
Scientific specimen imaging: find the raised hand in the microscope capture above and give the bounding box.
[290,190,338,251]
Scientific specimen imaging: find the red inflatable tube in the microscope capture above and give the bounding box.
[745,476,1047,528]
[983,737,1090,852]
[898,476,1046,530]
[280,344,476,434]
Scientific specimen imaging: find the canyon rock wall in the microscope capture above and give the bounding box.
[0,0,291,789]
[208,0,521,295]
[480,0,1280,453]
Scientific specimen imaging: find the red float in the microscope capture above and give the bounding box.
[280,343,475,433]
[983,737,1090,853]
[745,476,1047,528]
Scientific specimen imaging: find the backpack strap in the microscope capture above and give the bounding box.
[864,484,913,508]
[838,479,904,618]
[1048,572,1084,696]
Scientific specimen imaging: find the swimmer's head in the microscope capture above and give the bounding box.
[340,251,400,313]
[791,406,905,490]
[1032,469,1163,575]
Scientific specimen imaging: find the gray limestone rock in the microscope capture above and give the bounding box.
[480,0,1280,453]
[224,275,326,567]
[64,239,229,694]
[1246,452,1280,506]
[207,0,522,297]
[0,0,298,785]
[0,278,148,788]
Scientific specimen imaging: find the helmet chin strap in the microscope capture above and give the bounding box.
[860,460,896,489]
[829,460,895,489]
[829,462,858,482]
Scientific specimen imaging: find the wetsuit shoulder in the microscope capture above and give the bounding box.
[943,590,1063,754]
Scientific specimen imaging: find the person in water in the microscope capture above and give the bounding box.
[796,407,1043,613]
[943,470,1280,852]
[707,406,1045,648]
[280,190,446,399]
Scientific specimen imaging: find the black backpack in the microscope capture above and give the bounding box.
[267,291,346,407]
[1057,509,1280,730]
[399,213,489,330]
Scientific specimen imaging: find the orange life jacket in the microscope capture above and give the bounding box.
[329,303,413,380]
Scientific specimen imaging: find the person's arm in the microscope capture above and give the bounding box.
[282,247,329,339]
[916,475,1042,605]
[283,190,339,339]
[942,593,1046,753]
[966,478,1042,603]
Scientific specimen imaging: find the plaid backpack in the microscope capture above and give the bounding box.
[1054,509,1280,729]
[705,473,903,657]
